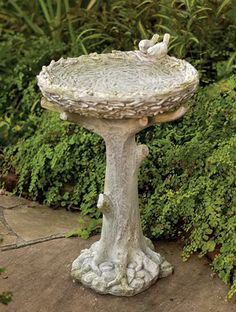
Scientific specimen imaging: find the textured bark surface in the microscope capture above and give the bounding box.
[70,117,173,296]
[37,37,199,295]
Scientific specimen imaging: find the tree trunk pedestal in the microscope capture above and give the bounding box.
[37,35,199,296]
[68,115,174,296]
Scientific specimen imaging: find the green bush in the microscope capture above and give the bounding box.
[4,111,105,215]
[0,268,12,306]
[4,76,236,296]
[0,33,67,147]
[2,0,236,80]
[140,76,236,297]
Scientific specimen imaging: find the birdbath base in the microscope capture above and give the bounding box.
[60,114,174,296]
[71,238,173,296]
[37,35,199,296]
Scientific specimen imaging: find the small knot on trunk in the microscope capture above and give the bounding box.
[97,193,112,215]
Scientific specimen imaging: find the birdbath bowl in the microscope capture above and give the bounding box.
[37,35,199,296]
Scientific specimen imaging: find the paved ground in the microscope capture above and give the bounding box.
[0,192,235,312]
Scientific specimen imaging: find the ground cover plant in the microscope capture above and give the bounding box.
[0,0,236,298]
[0,268,12,305]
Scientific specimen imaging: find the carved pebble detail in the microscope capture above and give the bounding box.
[143,272,152,285]
[127,268,135,284]
[91,277,106,292]
[102,270,117,283]
[71,245,174,295]
[80,248,90,255]
[130,278,145,289]
[111,285,123,295]
[81,263,91,273]
[99,262,114,272]
[136,269,146,279]
[127,262,136,269]
[83,271,97,284]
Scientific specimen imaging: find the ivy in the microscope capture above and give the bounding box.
[0,268,13,305]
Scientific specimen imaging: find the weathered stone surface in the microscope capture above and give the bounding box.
[0,221,9,235]
[136,270,146,279]
[0,239,234,312]
[0,194,31,209]
[127,268,135,284]
[37,34,198,120]
[3,205,82,242]
[99,262,114,272]
[0,220,17,247]
[0,234,17,247]
[37,34,198,296]
[102,270,116,283]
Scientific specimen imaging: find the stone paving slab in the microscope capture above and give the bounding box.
[0,238,234,312]
[0,234,17,247]
[0,210,18,248]
[0,193,34,209]
[2,204,82,244]
[0,193,85,250]
[0,222,9,235]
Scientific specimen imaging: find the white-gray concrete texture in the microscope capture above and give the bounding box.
[37,35,199,295]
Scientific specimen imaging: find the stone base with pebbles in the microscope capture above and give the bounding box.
[71,240,173,296]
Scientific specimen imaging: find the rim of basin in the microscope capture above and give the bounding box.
[37,50,199,119]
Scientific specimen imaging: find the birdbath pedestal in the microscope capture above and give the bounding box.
[37,35,198,296]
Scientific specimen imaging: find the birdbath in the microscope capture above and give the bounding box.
[37,34,199,296]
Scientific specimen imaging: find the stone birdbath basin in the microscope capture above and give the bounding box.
[37,34,199,296]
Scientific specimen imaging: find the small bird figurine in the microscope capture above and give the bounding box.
[138,34,160,53]
[147,33,170,59]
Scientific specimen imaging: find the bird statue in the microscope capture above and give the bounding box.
[138,34,159,53]
[147,33,170,59]
[138,33,170,59]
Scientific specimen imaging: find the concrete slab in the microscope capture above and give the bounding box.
[0,194,32,209]
[0,222,9,235]
[0,238,234,312]
[0,234,17,247]
[3,205,82,242]
[0,220,17,248]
